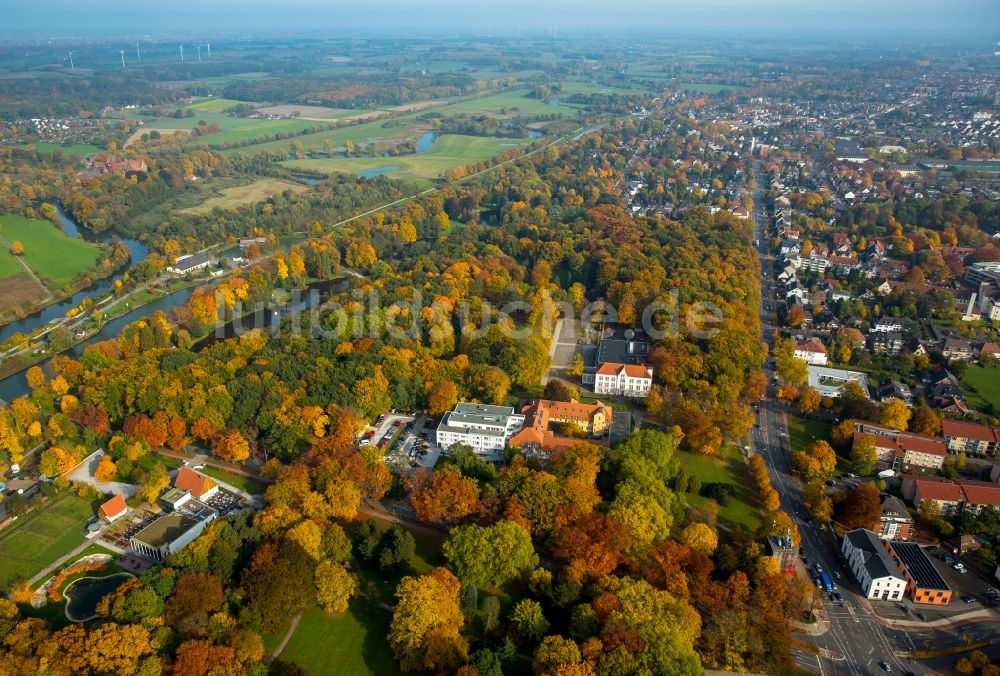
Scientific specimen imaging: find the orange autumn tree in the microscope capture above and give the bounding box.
[212,429,250,462]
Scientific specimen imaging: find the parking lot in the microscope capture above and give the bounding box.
[361,413,441,472]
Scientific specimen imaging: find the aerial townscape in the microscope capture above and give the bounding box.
[1,1,1000,675]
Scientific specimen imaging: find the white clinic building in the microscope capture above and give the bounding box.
[842,529,907,601]
[436,403,525,460]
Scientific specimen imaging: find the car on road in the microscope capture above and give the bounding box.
[962,595,977,604]
[814,564,823,574]
[830,591,844,605]
[880,661,891,672]
[834,571,841,580]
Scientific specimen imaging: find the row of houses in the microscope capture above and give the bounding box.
[901,475,1000,517]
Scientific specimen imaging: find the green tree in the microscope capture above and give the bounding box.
[509,599,549,642]
[442,520,538,589]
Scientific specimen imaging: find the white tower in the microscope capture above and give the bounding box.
[120,49,125,69]
[68,51,74,71]
[180,45,184,61]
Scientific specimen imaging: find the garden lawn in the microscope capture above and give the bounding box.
[196,465,268,495]
[787,414,832,452]
[0,215,103,287]
[678,446,761,531]
[0,493,94,586]
[281,134,531,188]
[961,364,1000,412]
[276,603,403,676]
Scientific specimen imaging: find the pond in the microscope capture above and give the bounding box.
[358,165,399,178]
[63,572,134,622]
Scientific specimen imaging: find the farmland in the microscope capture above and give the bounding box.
[178,178,310,214]
[282,134,532,188]
[0,493,95,587]
[0,215,104,288]
[33,143,102,157]
[221,89,570,159]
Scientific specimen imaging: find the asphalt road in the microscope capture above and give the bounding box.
[747,166,1000,676]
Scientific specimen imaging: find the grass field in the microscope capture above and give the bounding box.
[34,143,102,157]
[0,245,21,278]
[0,493,94,587]
[282,134,531,188]
[185,97,247,112]
[961,365,1000,412]
[678,446,761,531]
[224,88,568,159]
[276,603,402,675]
[0,215,103,287]
[178,178,310,214]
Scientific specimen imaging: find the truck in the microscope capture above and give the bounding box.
[819,572,834,594]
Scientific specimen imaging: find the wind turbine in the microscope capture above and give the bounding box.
[120,49,125,69]
[179,45,184,62]
[197,45,202,63]
[207,42,211,59]
[135,41,141,61]
[68,50,74,71]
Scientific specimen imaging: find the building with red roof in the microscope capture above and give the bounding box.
[174,466,219,500]
[794,340,828,365]
[593,362,653,398]
[509,399,612,454]
[901,475,1000,516]
[853,421,946,471]
[941,419,1000,457]
[99,493,128,523]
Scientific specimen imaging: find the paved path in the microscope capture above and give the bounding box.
[269,613,302,661]
[28,539,91,586]
[65,450,138,497]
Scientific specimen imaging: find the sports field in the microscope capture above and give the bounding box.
[961,365,1000,411]
[0,215,104,288]
[0,493,94,587]
[178,178,310,214]
[282,134,531,188]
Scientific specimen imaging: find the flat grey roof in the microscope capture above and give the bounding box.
[132,513,198,548]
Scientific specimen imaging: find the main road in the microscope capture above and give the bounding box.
[746,164,994,675]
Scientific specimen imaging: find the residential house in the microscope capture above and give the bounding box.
[871,332,904,356]
[871,317,905,334]
[878,495,914,541]
[941,419,1000,457]
[852,421,947,471]
[842,529,908,601]
[902,476,1000,516]
[942,338,974,362]
[979,342,1000,360]
[794,340,828,365]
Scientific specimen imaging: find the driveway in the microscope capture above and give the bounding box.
[65,450,137,498]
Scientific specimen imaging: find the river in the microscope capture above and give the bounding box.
[0,205,150,345]
[0,235,328,403]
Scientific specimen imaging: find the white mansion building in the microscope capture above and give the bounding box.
[592,363,653,398]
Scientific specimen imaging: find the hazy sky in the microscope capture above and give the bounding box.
[2,0,998,38]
